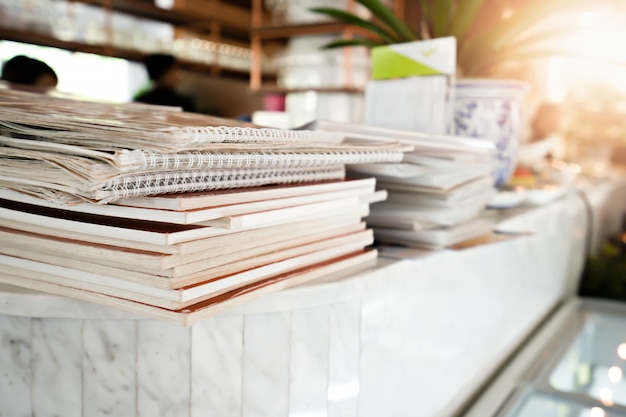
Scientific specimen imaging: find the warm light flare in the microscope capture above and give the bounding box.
[546,56,564,103]
[599,387,614,406]
[579,12,598,27]
[618,343,626,360]
[608,366,623,384]
[590,407,606,417]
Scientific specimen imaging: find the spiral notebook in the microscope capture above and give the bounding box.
[0,91,410,204]
[0,163,348,204]
[0,90,413,153]
[0,89,342,151]
[0,135,406,204]
[114,177,376,211]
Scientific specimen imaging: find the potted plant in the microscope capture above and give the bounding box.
[311,0,620,77]
[310,0,624,184]
[580,236,626,301]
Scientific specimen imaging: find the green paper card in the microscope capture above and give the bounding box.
[371,37,456,80]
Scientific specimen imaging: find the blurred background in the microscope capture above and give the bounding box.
[2,0,626,170]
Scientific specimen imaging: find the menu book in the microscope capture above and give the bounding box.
[0,201,367,252]
[0,250,377,326]
[374,218,494,249]
[0,232,373,308]
[0,222,367,280]
[301,119,495,153]
[0,187,381,225]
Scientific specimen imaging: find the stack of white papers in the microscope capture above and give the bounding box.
[307,120,498,249]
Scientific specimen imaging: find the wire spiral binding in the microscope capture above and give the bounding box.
[136,149,404,171]
[177,126,342,144]
[98,166,346,203]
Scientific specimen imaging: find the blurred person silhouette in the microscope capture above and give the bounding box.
[1,55,58,93]
[530,102,566,160]
[518,102,566,168]
[134,53,196,112]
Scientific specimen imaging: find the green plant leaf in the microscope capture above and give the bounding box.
[320,38,385,49]
[309,7,398,44]
[357,0,418,42]
[432,0,452,38]
[449,0,484,39]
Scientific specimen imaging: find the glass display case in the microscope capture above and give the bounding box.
[464,299,626,417]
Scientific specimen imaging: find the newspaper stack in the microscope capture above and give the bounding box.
[0,90,412,325]
[306,120,497,249]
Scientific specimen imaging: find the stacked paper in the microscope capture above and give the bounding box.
[306,120,498,249]
[0,90,411,325]
[0,90,411,204]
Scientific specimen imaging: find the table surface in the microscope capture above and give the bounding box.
[2,177,623,322]
[2,178,622,417]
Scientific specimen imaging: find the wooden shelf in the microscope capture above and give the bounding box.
[0,28,251,80]
[249,0,379,91]
[251,22,353,40]
[70,0,251,41]
[0,0,259,82]
[0,28,143,61]
[251,85,363,94]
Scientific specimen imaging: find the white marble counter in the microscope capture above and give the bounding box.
[0,189,596,417]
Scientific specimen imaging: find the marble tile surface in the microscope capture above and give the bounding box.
[328,299,361,417]
[137,320,191,417]
[0,191,592,417]
[0,316,32,417]
[83,320,137,416]
[191,315,244,417]
[289,305,330,417]
[242,312,291,417]
[32,318,82,417]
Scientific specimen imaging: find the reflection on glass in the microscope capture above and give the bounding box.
[504,391,626,417]
[549,312,626,406]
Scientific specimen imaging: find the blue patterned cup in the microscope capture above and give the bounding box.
[454,79,528,186]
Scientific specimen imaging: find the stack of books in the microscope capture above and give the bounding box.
[306,120,498,249]
[0,90,411,325]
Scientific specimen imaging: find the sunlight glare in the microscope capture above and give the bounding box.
[579,12,597,27]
